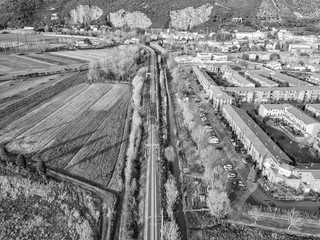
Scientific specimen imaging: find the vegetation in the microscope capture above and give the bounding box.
[0,173,102,240]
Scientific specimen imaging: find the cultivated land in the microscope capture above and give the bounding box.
[50,49,119,62]
[2,82,131,187]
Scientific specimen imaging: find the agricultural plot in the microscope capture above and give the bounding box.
[51,48,118,62]
[0,73,75,109]
[3,83,131,187]
[25,53,86,66]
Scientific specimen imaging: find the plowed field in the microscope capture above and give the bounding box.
[1,83,131,187]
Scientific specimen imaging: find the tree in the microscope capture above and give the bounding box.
[191,125,206,156]
[207,188,231,219]
[247,166,256,182]
[0,147,10,164]
[162,221,180,240]
[287,208,301,230]
[16,154,26,168]
[248,205,262,224]
[165,178,179,221]
[36,158,46,176]
[164,146,175,162]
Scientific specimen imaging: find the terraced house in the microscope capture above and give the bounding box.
[244,71,279,87]
[222,69,255,88]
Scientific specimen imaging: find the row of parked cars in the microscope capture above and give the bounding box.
[223,164,246,190]
[196,102,220,144]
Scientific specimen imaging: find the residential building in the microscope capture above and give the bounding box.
[308,74,320,86]
[305,104,320,117]
[288,44,313,53]
[235,31,266,40]
[196,52,212,61]
[277,30,293,41]
[248,53,257,61]
[265,61,282,70]
[192,66,217,94]
[211,53,228,62]
[223,69,255,88]
[225,86,320,103]
[244,71,279,87]
[222,105,292,170]
[258,104,320,137]
[211,86,234,111]
[266,72,312,87]
[296,170,320,192]
[257,52,271,61]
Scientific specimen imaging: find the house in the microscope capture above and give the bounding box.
[235,31,266,40]
[248,53,257,61]
[244,71,279,87]
[257,53,271,61]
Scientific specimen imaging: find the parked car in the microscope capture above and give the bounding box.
[223,165,232,171]
[228,173,236,178]
[232,142,237,147]
[241,157,248,164]
[215,146,223,150]
[208,137,219,144]
[229,137,235,142]
[201,117,207,122]
[199,113,206,118]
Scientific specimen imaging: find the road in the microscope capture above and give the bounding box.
[143,46,161,240]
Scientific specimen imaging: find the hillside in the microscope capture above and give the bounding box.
[1,0,320,30]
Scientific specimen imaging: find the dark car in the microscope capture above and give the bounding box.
[215,146,223,150]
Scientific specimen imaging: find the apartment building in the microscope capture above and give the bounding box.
[265,61,282,70]
[244,71,279,87]
[223,69,255,88]
[288,44,313,53]
[211,53,228,62]
[308,74,320,86]
[235,31,266,40]
[211,86,234,111]
[226,86,320,104]
[192,66,217,94]
[305,104,320,117]
[196,52,212,61]
[222,105,292,170]
[266,72,311,87]
[258,104,320,137]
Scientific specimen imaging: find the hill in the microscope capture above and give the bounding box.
[1,0,320,30]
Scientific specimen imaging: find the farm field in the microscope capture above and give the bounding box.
[0,73,75,109]
[0,71,87,130]
[2,83,131,187]
[50,48,119,62]
[0,33,59,43]
[25,52,87,65]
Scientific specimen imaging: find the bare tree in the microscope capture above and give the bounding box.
[248,205,262,225]
[0,147,10,164]
[164,146,175,162]
[287,208,301,230]
[191,125,206,156]
[207,188,231,219]
[165,178,179,221]
[16,154,26,168]
[162,221,180,240]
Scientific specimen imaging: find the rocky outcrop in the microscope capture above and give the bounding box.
[70,5,103,25]
[109,9,152,29]
[169,4,213,30]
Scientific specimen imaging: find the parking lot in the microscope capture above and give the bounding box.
[182,67,251,191]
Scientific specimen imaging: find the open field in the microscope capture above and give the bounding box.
[0,53,85,75]
[0,71,87,130]
[50,48,119,62]
[0,33,59,43]
[2,82,131,187]
[0,73,75,109]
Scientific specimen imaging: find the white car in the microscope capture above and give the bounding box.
[238,180,245,186]
[208,137,219,144]
[201,117,207,122]
[232,142,237,147]
[241,157,248,164]
[228,173,236,178]
[223,165,232,171]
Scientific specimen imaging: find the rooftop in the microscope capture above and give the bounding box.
[266,72,311,87]
[223,105,292,164]
[286,106,318,125]
[298,169,320,179]
[225,86,320,92]
[246,71,278,86]
[306,104,320,111]
[211,87,234,100]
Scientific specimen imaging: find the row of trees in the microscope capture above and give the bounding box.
[87,45,142,83]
